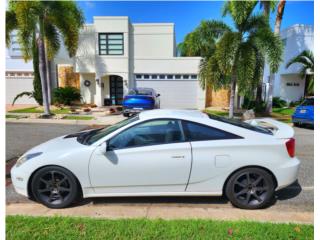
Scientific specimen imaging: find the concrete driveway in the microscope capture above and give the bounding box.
[6,123,313,216]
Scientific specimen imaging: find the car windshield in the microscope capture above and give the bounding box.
[301,98,314,106]
[129,89,153,96]
[207,114,273,135]
[78,116,139,145]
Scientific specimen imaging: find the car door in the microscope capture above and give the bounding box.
[89,119,192,194]
[182,120,243,193]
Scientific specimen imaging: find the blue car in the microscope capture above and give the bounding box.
[292,97,314,126]
[122,88,160,117]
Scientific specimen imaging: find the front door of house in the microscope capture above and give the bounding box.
[110,76,123,105]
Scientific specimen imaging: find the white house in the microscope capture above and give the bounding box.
[6,17,205,109]
[5,33,36,105]
[263,24,314,103]
[57,16,205,109]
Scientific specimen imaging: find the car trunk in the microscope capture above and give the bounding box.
[294,105,314,119]
[123,95,155,109]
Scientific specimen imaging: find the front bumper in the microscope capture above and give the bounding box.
[274,157,301,190]
[10,165,29,197]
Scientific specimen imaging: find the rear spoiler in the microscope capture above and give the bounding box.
[245,118,294,139]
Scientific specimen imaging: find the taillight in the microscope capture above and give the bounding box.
[285,138,295,158]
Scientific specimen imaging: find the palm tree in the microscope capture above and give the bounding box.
[266,0,286,114]
[255,0,277,104]
[6,1,84,115]
[286,50,314,96]
[202,1,283,118]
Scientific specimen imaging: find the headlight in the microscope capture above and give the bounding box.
[15,152,43,167]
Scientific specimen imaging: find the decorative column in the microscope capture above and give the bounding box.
[95,74,104,107]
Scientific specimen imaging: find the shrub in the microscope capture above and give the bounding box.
[272,97,287,108]
[242,97,266,113]
[53,87,81,105]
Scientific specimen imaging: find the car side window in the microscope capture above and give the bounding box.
[182,121,242,141]
[108,119,184,150]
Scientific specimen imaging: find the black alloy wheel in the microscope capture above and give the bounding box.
[225,168,275,209]
[31,166,79,209]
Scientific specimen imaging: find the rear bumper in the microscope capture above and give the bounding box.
[292,117,314,125]
[274,157,301,190]
[123,107,153,114]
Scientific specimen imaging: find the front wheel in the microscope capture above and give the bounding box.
[225,168,275,209]
[31,166,80,209]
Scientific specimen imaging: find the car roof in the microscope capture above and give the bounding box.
[139,109,209,120]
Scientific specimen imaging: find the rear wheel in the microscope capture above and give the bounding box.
[123,113,130,117]
[225,168,275,209]
[31,166,80,209]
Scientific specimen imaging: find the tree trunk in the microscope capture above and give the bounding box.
[228,74,236,118]
[266,0,286,114]
[256,1,270,105]
[44,41,52,105]
[38,20,51,115]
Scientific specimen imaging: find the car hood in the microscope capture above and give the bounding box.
[24,134,86,156]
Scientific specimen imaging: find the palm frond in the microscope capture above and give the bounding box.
[12,91,34,106]
[6,10,18,47]
[44,22,61,60]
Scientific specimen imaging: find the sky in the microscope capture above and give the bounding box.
[77,1,314,44]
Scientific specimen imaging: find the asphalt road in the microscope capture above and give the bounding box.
[6,122,314,212]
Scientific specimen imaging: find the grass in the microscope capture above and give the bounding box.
[204,109,229,117]
[272,107,295,116]
[6,115,27,119]
[62,115,94,120]
[6,216,313,240]
[9,107,71,114]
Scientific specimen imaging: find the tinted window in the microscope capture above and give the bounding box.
[84,116,139,145]
[182,121,242,141]
[108,120,183,150]
[151,75,158,79]
[301,98,314,106]
[128,88,153,96]
[99,33,124,55]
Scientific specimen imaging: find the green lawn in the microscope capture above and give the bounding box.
[205,109,229,117]
[9,107,71,114]
[272,107,295,116]
[62,115,94,120]
[6,216,313,240]
[6,114,27,119]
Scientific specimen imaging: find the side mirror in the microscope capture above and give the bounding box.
[156,93,160,97]
[98,142,107,154]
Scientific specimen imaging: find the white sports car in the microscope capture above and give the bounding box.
[11,109,300,209]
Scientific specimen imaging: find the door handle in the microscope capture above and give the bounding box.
[171,155,185,159]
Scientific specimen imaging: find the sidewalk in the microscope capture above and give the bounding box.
[6,203,313,224]
[6,114,125,126]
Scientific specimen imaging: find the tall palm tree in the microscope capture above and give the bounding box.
[202,1,283,118]
[255,0,277,104]
[286,50,314,95]
[6,1,84,115]
[266,0,286,114]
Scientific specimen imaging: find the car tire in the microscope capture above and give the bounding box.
[225,167,275,209]
[293,122,300,127]
[123,113,129,117]
[31,166,80,209]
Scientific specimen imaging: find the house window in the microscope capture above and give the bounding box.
[99,33,124,55]
[159,75,165,79]
[136,74,142,79]
[143,75,150,79]
[183,75,189,79]
[191,75,197,79]
[151,75,158,79]
[175,75,181,79]
[282,38,287,47]
[167,75,173,79]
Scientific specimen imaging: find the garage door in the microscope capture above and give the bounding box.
[136,80,199,109]
[6,76,37,105]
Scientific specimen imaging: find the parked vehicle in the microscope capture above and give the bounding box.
[292,97,314,127]
[11,109,300,209]
[122,88,160,117]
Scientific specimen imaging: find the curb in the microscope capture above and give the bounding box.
[6,203,313,224]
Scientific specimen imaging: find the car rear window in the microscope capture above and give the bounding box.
[301,98,314,106]
[207,114,273,135]
[129,89,153,96]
